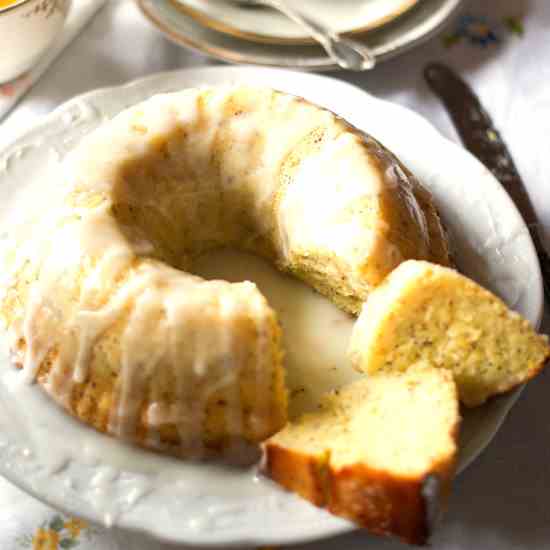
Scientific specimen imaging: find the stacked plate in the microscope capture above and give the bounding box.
[137,0,463,70]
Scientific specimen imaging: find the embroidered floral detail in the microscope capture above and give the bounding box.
[0,83,16,97]
[442,33,462,48]
[443,13,526,49]
[0,73,28,96]
[17,515,90,549]
[503,16,525,36]
[22,0,67,19]
[443,15,499,48]
[63,518,88,539]
[32,528,59,550]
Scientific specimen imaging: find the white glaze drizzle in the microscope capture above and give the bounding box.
[21,287,50,384]
[218,294,244,454]
[72,249,134,384]
[252,294,270,438]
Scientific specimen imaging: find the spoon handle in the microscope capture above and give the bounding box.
[259,0,375,71]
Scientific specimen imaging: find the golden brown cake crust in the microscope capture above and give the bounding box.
[265,435,458,545]
[265,444,328,507]
[264,366,460,545]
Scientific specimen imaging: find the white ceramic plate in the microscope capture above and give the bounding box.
[0,66,543,548]
[138,0,463,70]
[171,0,420,44]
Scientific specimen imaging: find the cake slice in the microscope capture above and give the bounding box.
[349,260,550,406]
[264,364,459,545]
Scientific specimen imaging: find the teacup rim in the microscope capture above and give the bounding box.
[0,0,34,15]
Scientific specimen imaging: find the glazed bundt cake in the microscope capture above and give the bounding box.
[265,363,460,545]
[349,260,550,406]
[0,86,450,455]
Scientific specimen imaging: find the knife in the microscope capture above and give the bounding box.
[424,62,550,302]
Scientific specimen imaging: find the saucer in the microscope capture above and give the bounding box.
[138,0,463,70]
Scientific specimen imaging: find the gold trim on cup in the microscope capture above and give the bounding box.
[0,0,33,15]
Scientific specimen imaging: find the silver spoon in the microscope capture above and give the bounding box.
[231,0,376,71]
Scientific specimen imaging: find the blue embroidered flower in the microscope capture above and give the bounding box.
[457,15,499,46]
[503,16,524,36]
[443,14,504,48]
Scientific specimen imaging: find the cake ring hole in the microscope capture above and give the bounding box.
[109,121,280,273]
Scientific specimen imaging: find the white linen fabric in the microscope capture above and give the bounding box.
[0,0,549,549]
[0,0,107,122]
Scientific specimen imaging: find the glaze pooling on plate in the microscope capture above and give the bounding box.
[0,67,543,547]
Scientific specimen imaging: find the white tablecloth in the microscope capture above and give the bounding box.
[1,1,549,549]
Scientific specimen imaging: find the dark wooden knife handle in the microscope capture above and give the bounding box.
[424,62,550,302]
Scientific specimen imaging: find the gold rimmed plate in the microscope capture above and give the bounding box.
[137,0,463,71]
[170,0,420,45]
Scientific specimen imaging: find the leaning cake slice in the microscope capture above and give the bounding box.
[264,364,459,545]
[349,260,549,406]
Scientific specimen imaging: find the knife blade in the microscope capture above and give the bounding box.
[424,62,550,302]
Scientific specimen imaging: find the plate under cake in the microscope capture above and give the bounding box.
[0,66,543,548]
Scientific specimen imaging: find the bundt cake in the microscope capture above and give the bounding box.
[0,86,450,455]
[264,363,460,545]
[349,260,550,406]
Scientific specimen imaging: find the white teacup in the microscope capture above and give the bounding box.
[0,0,70,83]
